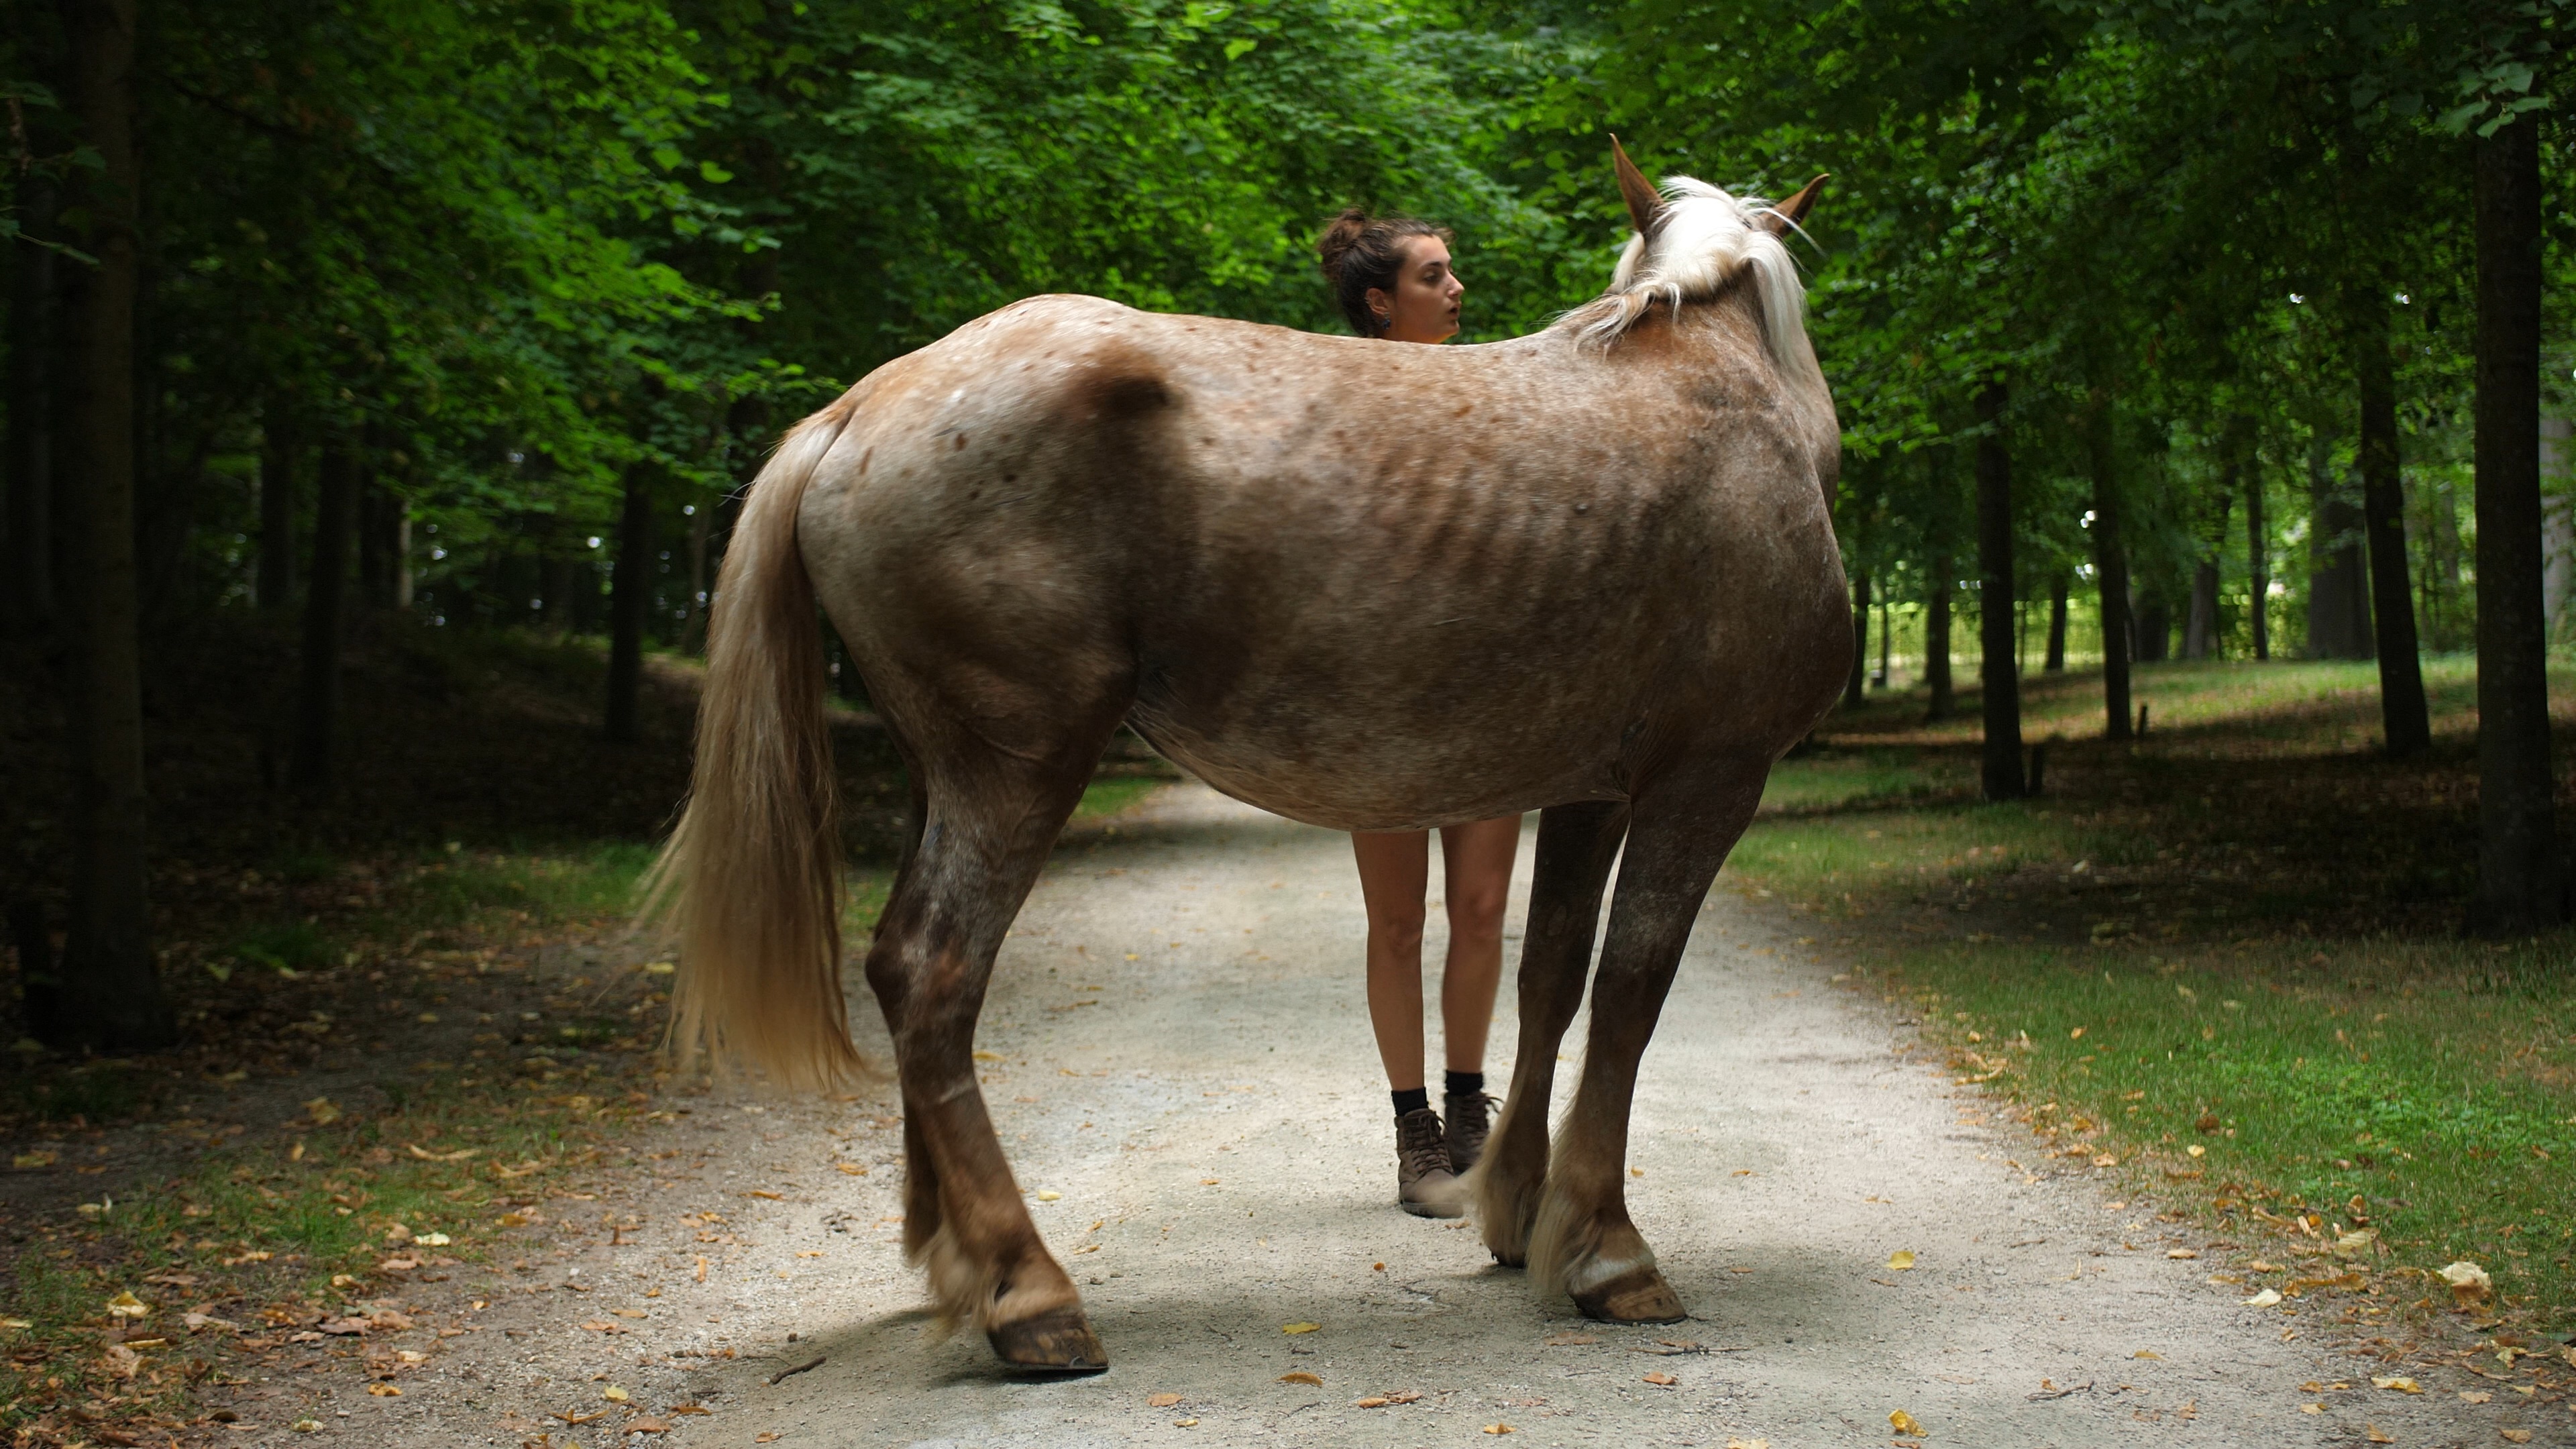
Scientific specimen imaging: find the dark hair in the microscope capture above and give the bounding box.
[1316,207,1451,335]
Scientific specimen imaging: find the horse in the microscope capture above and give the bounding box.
[650,139,1847,1374]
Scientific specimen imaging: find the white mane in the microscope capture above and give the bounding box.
[1562,175,1809,372]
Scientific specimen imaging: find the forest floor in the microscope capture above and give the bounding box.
[0,629,2571,1446]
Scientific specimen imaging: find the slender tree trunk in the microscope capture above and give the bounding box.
[291,435,358,793]
[5,178,58,635]
[2351,284,2430,757]
[2241,421,2269,660]
[2088,407,2133,741]
[52,0,170,1051]
[2306,429,2373,658]
[1876,595,1890,687]
[1844,570,1870,710]
[1925,558,1953,721]
[604,465,652,742]
[257,409,297,610]
[2469,120,2565,933]
[1976,382,2024,798]
[2044,574,2068,672]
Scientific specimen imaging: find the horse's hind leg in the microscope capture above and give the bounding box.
[1469,802,1627,1267]
[1527,763,1767,1324]
[865,731,1116,1372]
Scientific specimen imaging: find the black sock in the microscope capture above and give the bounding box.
[1444,1069,1484,1099]
[1391,1087,1430,1118]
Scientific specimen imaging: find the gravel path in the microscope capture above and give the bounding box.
[269,784,2557,1448]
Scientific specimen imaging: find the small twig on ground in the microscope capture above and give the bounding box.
[769,1354,826,1386]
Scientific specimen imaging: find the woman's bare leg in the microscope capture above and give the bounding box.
[1438,814,1523,1072]
[1352,830,1432,1091]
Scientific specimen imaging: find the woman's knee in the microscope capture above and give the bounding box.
[1446,888,1510,942]
[1368,911,1427,951]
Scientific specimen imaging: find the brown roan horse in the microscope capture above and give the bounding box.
[651,140,1847,1373]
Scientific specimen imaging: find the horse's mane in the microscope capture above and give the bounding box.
[1558,176,1808,372]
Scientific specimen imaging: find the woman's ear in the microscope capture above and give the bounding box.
[1362,286,1392,329]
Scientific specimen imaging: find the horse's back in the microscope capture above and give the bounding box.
[796,294,1847,828]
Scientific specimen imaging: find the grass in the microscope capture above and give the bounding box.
[1718,656,2576,1334]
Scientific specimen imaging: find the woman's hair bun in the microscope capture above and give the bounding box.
[1313,207,1450,334]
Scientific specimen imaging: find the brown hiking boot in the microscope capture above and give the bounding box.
[1444,1091,1499,1174]
[1395,1107,1462,1218]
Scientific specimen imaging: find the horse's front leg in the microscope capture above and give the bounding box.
[1528,767,1765,1324]
[865,767,1107,1373]
[1469,801,1627,1266]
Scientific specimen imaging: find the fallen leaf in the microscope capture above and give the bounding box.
[378,1256,420,1272]
[667,1405,711,1417]
[292,1419,323,1434]
[366,1384,401,1397]
[1278,1372,1322,1386]
[2243,1289,2282,1307]
[1725,1441,1770,1449]
[2300,1403,2324,1414]
[1889,1409,1924,1435]
[12,1151,56,1169]
[2165,1249,2197,1260]
[836,1163,867,1176]
[1482,1426,1513,1436]
[1643,1371,1677,1387]
[1036,1190,1061,1202]
[1354,1397,1389,1409]
[603,1385,631,1402]
[105,1290,150,1320]
[1281,1322,1320,1335]
[582,1320,628,1334]
[2133,1350,2161,1360]
[303,1096,341,1125]
[1201,1177,1221,1185]
[1174,1418,1199,1428]
[2372,1377,2422,1395]
[99,1344,140,1381]
[747,1190,784,1201]
[2364,1427,2392,1444]
[2501,1432,2532,1444]
[1147,1393,1183,1407]
[1545,1333,1599,1346]
[2461,1392,2493,1404]
[756,1435,780,1443]
[612,1309,648,1319]
[972,1051,1004,1062]
[1886,1250,1916,1271]
[2443,1261,2493,1305]
[629,1420,672,1435]
[2092,1153,2118,1167]
[415,1232,451,1246]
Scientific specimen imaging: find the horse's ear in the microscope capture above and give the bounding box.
[1609,135,1664,237]
[1758,174,1829,237]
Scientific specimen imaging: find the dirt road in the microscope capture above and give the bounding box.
[254,786,2553,1447]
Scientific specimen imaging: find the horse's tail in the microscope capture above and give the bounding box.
[644,395,866,1091]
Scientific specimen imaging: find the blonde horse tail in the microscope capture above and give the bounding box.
[644,396,866,1091]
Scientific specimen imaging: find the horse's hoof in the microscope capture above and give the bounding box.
[987,1307,1110,1375]
[1489,1248,1527,1269]
[1570,1266,1686,1325]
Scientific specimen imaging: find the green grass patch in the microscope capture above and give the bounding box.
[1866,938,2576,1326]
[1075,776,1165,819]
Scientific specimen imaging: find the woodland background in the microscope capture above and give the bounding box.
[1,0,2572,1050]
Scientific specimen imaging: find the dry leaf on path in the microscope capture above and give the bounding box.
[2133,1350,2161,1360]
[1147,1393,1183,1407]
[366,1384,401,1397]
[1481,1426,1513,1436]
[1173,1418,1199,1428]
[1281,1322,1320,1334]
[1354,1397,1389,1408]
[1642,1372,1677,1387]
[1886,1250,1916,1271]
[1725,1440,1770,1449]
[2363,1426,2393,1444]
[2500,1432,2532,1444]
[1544,1333,1598,1346]
[2443,1261,2493,1305]
[628,1420,672,1435]
[1277,1373,1321,1386]
[2372,1377,2422,1395]
[2243,1289,2282,1307]
[602,1385,631,1402]
[2165,1249,2197,1260]
[1889,1409,1925,1435]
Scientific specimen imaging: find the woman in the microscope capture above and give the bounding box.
[1316,208,1523,1218]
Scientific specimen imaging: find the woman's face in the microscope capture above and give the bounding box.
[1368,235,1462,343]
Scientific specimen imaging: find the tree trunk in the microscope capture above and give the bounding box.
[2135,594,2171,662]
[1925,558,1953,721]
[358,477,389,610]
[1976,382,2024,798]
[256,408,297,610]
[2306,428,2373,658]
[2351,284,2430,757]
[2184,561,2220,657]
[5,176,58,636]
[2242,420,2269,660]
[604,464,652,743]
[2088,407,2133,741]
[1843,570,1870,710]
[52,0,171,1052]
[291,435,358,793]
[2469,119,2565,934]
[1876,594,1890,688]
[2043,574,2068,672]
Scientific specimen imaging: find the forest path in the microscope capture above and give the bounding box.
[337,785,2533,1448]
